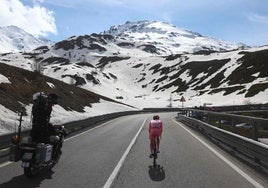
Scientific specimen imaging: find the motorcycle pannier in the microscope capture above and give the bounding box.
[35,144,53,163]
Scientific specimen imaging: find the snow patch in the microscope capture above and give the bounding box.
[47,82,55,88]
[0,74,11,84]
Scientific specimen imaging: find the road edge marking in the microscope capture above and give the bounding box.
[65,119,118,141]
[172,119,264,188]
[0,161,13,168]
[103,118,147,188]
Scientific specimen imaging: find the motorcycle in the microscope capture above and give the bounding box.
[9,112,68,177]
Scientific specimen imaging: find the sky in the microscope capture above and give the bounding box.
[0,0,268,46]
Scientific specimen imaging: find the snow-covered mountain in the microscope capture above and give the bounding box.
[0,25,52,53]
[40,20,247,60]
[0,20,267,110]
[103,21,247,55]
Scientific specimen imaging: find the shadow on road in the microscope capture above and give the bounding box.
[148,165,165,181]
[0,169,54,188]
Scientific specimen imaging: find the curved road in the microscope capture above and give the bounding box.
[0,112,267,188]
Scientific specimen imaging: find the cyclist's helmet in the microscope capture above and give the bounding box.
[153,115,159,120]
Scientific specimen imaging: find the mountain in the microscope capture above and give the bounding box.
[0,20,267,111]
[102,21,247,55]
[42,20,247,59]
[0,26,52,53]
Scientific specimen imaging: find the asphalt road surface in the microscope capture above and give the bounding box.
[0,112,267,188]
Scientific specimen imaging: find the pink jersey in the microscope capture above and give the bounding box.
[149,120,162,139]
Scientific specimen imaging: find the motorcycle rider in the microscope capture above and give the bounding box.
[149,115,163,158]
[30,92,58,143]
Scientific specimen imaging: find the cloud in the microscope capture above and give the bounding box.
[0,0,57,37]
[248,13,268,24]
[40,0,172,9]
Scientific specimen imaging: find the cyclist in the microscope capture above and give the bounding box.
[149,115,163,158]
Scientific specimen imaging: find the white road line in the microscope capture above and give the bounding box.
[103,118,147,188]
[172,119,265,188]
[0,148,9,152]
[65,119,117,142]
[0,161,13,168]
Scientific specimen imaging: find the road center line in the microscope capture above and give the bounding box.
[103,118,147,188]
[172,119,264,188]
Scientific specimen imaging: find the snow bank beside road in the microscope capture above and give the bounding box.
[0,100,137,135]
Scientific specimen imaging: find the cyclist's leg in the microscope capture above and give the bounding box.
[150,139,153,154]
[156,136,160,152]
[149,133,153,155]
[149,139,154,158]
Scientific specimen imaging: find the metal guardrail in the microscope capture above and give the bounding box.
[179,109,268,141]
[0,131,30,150]
[177,114,268,165]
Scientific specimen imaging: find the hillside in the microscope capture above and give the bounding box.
[0,63,136,134]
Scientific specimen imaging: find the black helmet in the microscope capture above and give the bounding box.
[153,115,159,120]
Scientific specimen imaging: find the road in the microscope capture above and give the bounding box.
[0,112,267,188]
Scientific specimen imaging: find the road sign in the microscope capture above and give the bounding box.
[180,96,186,102]
[180,96,186,108]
